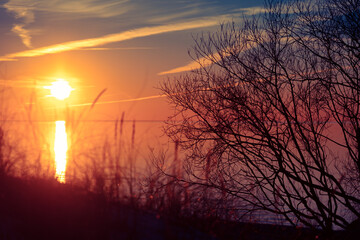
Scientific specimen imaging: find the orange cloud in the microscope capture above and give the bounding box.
[158,57,214,75]
[158,28,268,75]
[0,18,221,61]
[11,24,33,48]
[158,46,233,75]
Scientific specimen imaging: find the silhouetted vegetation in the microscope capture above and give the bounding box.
[1,0,360,239]
[161,0,360,236]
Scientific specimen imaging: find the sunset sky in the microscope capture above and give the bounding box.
[0,0,264,141]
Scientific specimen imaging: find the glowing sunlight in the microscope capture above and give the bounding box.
[44,79,73,100]
[54,121,68,183]
[45,79,73,183]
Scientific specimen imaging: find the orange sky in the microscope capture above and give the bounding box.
[0,0,265,147]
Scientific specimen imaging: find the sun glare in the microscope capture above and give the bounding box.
[44,79,73,100]
[54,121,68,183]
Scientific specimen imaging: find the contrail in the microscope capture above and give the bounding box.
[69,94,167,108]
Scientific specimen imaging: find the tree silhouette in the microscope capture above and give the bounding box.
[161,0,360,233]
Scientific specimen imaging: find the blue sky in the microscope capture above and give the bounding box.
[0,0,265,124]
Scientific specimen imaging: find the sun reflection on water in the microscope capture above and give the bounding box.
[54,120,68,183]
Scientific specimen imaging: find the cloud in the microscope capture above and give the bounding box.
[159,44,250,75]
[0,79,37,88]
[239,6,267,15]
[148,7,201,24]
[3,0,130,18]
[3,0,130,48]
[159,31,291,76]
[158,5,268,75]
[158,42,258,76]
[11,24,32,48]
[69,94,167,108]
[79,47,154,51]
[1,0,245,50]
[159,57,214,75]
[0,18,222,61]
[158,44,239,75]
[4,3,35,48]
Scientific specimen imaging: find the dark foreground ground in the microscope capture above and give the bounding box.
[0,175,357,240]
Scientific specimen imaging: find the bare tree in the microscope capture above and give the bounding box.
[160,0,360,233]
[292,0,360,183]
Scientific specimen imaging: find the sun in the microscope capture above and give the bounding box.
[44,79,73,100]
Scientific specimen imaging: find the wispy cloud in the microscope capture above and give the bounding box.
[0,79,37,88]
[159,57,214,75]
[11,24,33,48]
[148,7,201,24]
[79,47,155,51]
[239,6,267,15]
[69,94,167,108]
[4,0,130,18]
[4,3,35,48]
[3,0,130,48]
[158,5,267,75]
[0,18,223,61]
[158,44,236,75]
